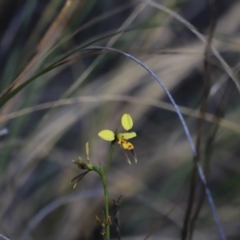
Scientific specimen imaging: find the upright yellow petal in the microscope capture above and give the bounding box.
[98,130,115,141]
[117,132,136,140]
[121,114,133,131]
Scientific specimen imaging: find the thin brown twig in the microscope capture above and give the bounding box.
[113,195,122,240]
[182,1,216,239]
[181,166,198,240]
[188,82,231,240]
[181,1,216,238]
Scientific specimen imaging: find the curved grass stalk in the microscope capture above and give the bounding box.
[81,46,226,240]
[142,0,240,94]
[1,95,240,134]
[0,25,155,107]
[0,234,10,240]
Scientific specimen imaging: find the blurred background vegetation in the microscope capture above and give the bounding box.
[0,0,240,239]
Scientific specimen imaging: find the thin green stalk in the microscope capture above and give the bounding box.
[92,164,110,239]
[106,144,114,174]
[99,165,110,240]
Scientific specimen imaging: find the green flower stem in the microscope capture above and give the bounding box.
[106,143,114,174]
[101,166,110,239]
[92,165,110,240]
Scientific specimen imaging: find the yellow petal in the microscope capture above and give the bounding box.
[98,130,115,141]
[117,132,136,140]
[121,114,133,131]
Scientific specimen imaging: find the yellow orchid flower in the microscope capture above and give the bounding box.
[98,114,137,164]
